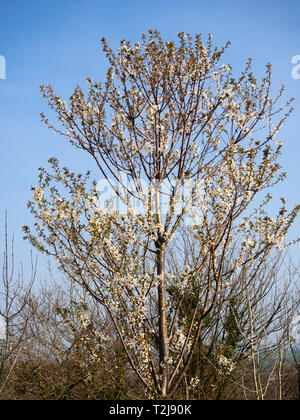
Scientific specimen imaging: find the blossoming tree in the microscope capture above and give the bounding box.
[24,30,299,399]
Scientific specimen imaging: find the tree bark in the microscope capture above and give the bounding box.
[156,244,169,398]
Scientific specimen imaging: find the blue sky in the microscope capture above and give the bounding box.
[0,0,300,272]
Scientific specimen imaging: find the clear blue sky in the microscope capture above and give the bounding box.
[1,0,300,271]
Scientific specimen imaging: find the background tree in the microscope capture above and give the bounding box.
[0,213,35,395]
[24,30,299,399]
[18,272,131,400]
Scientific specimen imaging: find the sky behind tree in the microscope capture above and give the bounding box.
[0,0,300,268]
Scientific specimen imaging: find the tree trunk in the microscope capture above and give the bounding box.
[156,244,169,398]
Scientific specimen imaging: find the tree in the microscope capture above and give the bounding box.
[23,30,299,399]
[0,213,35,395]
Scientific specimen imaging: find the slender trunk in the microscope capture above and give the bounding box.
[153,179,169,398]
[156,244,169,398]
